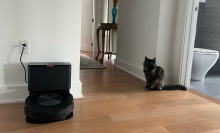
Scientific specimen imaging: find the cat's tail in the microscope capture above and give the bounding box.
[163,85,187,91]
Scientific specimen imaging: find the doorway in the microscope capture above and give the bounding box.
[189,0,220,99]
[80,0,93,52]
[175,0,220,99]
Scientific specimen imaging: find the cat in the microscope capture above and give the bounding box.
[143,56,187,91]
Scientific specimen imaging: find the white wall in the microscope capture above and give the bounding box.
[0,0,82,103]
[156,0,179,83]
[115,0,161,81]
[102,0,109,23]
[115,0,179,84]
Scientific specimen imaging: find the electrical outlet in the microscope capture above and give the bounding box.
[19,40,30,54]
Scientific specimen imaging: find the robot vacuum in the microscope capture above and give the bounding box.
[24,62,74,123]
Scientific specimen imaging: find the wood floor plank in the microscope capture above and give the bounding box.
[201,129,220,133]
[73,103,143,119]
[109,106,198,122]
[90,83,128,88]
[136,98,211,110]
[0,103,24,110]
[164,118,220,133]
[191,103,220,111]
[169,111,216,123]
[159,93,201,102]
[81,93,129,102]
[42,116,176,133]
[129,127,170,133]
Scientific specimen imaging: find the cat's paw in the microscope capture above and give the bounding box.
[149,87,160,91]
[145,85,151,89]
[158,87,162,91]
[149,87,154,90]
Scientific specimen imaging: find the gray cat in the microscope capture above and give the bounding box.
[143,56,186,91]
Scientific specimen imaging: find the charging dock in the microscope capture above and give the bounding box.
[24,62,73,124]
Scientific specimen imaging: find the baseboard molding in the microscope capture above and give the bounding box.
[0,81,83,104]
[70,81,83,99]
[81,44,91,52]
[0,99,25,104]
[73,94,83,99]
[115,59,172,84]
[199,0,206,3]
[115,59,146,82]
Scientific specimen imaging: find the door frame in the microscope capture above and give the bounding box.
[92,0,103,53]
[92,0,110,53]
[172,0,199,87]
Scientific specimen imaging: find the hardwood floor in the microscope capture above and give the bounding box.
[1,51,220,133]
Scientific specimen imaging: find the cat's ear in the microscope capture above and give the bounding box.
[153,58,156,61]
[145,56,148,59]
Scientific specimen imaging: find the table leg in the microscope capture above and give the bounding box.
[109,30,111,52]
[100,30,105,63]
[108,54,112,59]
[108,30,112,59]
[106,30,108,53]
[95,29,100,60]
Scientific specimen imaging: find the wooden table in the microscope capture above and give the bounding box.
[95,23,117,63]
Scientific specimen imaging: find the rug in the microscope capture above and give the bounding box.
[80,54,106,69]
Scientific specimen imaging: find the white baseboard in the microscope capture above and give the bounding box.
[70,81,83,99]
[81,44,91,52]
[115,59,146,82]
[73,94,83,99]
[199,0,206,3]
[0,99,25,104]
[0,81,83,104]
[115,59,172,84]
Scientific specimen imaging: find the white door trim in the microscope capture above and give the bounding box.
[184,0,199,87]
[172,0,199,87]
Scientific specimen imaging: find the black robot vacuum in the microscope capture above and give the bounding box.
[24,62,74,123]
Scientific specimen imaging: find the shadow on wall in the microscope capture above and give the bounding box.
[0,63,29,103]
[0,86,28,103]
[3,63,29,86]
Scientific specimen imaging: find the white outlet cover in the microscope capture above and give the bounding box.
[19,40,30,54]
